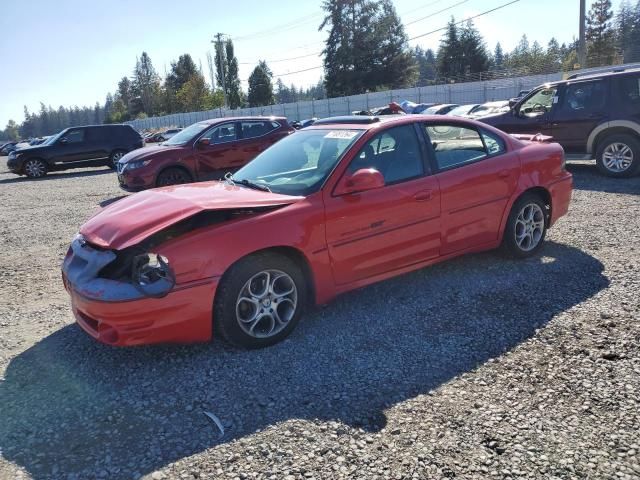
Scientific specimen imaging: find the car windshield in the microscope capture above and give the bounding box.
[231,129,363,196]
[43,130,65,145]
[163,123,209,145]
[448,105,476,116]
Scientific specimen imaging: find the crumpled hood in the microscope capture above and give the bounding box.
[81,181,303,250]
[120,144,184,163]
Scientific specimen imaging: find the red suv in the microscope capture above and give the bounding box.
[116,117,293,190]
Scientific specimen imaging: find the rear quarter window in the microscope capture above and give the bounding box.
[612,74,640,114]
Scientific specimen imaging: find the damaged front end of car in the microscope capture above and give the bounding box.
[62,235,176,302]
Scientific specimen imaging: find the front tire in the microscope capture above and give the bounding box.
[214,252,307,349]
[155,167,192,187]
[23,158,48,178]
[595,134,640,178]
[502,194,548,258]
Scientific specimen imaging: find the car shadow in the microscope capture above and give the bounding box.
[0,242,608,479]
[0,168,113,184]
[99,195,129,208]
[567,162,640,195]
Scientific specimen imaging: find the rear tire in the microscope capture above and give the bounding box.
[23,158,48,178]
[502,193,548,258]
[214,252,307,349]
[109,150,127,169]
[595,134,640,178]
[155,167,192,187]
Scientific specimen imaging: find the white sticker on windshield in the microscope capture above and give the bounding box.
[324,130,358,139]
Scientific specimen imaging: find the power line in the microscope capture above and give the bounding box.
[232,12,323,42]
[405,0,470,27]
[408,0,522,41]
[233,0,470,67]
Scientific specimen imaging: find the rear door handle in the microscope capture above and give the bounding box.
[414,190,433,202]
[498,170,510,178]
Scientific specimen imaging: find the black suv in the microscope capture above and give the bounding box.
[480,67,640,177]
[7,124,143,178]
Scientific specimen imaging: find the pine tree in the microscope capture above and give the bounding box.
[414,46,437,85]
[225,40,243,109]
[117,77,132,119]
[370,0,417,88]
[459,20,489,77]
[132,52,161,116]
[546,38,562,71]
[436,17,463,78]
[494,42,504,69]
[247,61,274,107]
[321,0,415,96]
[586,0,616,66]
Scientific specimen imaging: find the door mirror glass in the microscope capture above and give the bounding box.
[197,137,210,147]
[335,168,385,196]
[58,138,68,144]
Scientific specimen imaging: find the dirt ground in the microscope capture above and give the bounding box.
[0,158,638,480]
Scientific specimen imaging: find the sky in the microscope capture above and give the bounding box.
[0,0,626,127]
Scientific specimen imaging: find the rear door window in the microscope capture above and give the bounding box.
[557,80,607,115]
[424,124,487,170]
[240,121,279,139]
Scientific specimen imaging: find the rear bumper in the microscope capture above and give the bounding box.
[548,173,573,227]
[67,279,217,346]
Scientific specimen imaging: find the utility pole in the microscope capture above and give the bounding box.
[212,33,228,108]
[578,0,586,68]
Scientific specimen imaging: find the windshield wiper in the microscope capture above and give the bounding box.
[234,178,271,192]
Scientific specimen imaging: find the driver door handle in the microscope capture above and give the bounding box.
[413,190,433,202]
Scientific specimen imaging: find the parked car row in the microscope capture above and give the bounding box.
[5,66,639,181]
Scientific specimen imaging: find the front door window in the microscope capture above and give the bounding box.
[518,87,558,118]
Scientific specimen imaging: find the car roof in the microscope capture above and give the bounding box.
[545,66,640,87]
[307,114,486,130]
[199,116,287,125]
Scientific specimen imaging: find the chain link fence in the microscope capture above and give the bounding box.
[125,63,638,131]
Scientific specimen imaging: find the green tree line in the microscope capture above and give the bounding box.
[2,0,640,141]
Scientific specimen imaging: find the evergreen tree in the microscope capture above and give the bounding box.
[370,0,417,88]
[546,38,562,71]
[436,17,463,78]
[5,120,19,141]
[321,0,415,96]
[225,40,243,109]
[117,77,133,119]
[247,61,274,107]
[586,0,616,66]
[493,42,504,68]
[414,46,437,85]
[132,52,161,115]
[459,20,489,76]
[176,73,221,111]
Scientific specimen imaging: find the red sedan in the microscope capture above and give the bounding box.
[117,117,293,191]
[62,115,572,348]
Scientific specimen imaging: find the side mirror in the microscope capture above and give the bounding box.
[334,168,385,196]
[197,138,210,147]
[59,138,68,145]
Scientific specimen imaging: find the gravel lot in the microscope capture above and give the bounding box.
[0,157,638,480]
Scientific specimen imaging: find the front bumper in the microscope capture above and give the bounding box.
[6,155,22,173]
[66,279,217,346]
[117,163,155,191]
[62,237,218,346]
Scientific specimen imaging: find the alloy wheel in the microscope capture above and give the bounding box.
[235,269,298,339]
[111,151,125,167]
[602,142,633,173]
[24,159,46,178]
[514,203,545,252]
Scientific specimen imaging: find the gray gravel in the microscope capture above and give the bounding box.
[0,158,639,480]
